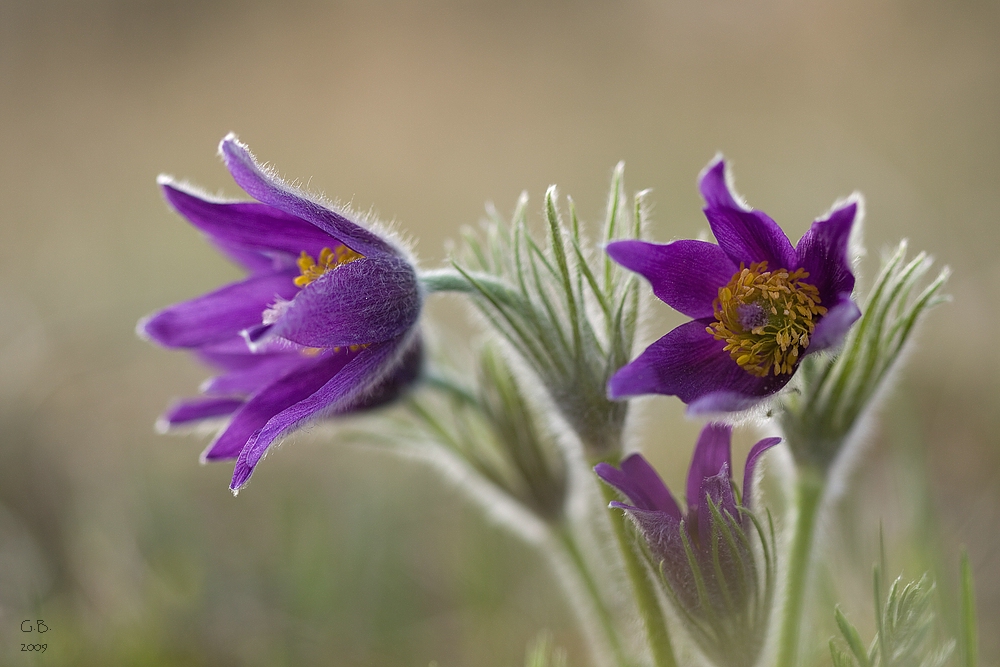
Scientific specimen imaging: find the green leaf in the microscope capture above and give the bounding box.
[835,607,871,667]
[829,550,963,667]
[447,166,649,458]
[782,241,950,471]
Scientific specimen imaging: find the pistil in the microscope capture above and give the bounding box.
[707,262,826,377]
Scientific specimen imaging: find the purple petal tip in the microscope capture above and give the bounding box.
[218,132,242,154]
[698,154,741,210]
[230,463,252,491]
[593,462,616,478]
[218,134,257,175]
[135,315,153,342]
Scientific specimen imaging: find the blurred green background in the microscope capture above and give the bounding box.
[1,1,998,665]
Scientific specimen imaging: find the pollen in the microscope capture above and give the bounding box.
[301,343,370,357]
[333,344,369,353]
[294,246,363,288]
[706,262,826,377]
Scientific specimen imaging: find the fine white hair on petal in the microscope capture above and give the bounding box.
[819,191,865,256]
[134,314,153,342]
[845,192,867,273]
[155,173,241,205]
[262,297,292,325]
[215,133,420,267]
[701,152,753,211]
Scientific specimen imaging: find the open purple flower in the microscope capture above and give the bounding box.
[606,156,861,414]
[595,424,780,667]
[138,135,423,491]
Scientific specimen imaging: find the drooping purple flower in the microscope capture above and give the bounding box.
[138,135,423,491]
[595,424,780,666]
[606,156,861,414]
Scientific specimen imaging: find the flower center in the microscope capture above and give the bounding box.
[706,262,826,377]
[294,246,363,288]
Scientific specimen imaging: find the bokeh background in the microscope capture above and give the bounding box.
[1,1,998,665]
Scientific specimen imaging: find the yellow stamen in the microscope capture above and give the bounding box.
[706,261,826,377]
[294,245,363,288]
[331,344,370,353]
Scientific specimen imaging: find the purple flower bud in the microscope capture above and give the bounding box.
[138,135,423,491]
[595,424,780,666]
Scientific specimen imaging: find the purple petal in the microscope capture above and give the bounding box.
[612,504,695,605]
[269,255,421,348]
[230,335,417,489]
[595,463,633,498]
[698,156,743,210]
[195,342,298,372]
[795,198,859,305]
[699,158,797,270]
[596,454,682,519]
[242,323,274,348]
[161,180,341,264]
[203,349,355,463]
[219,135,399,259]
[344,334,424,410]
[606,239,736,319]
[138,270,298,348]
[613,504,686,561]
[195,335,260,355]
[201,354,308,397]
[607,499,642,513]
[208,241,281,274]
[696,464,737,541]
[686,423,732,518]
[160,397,244,427]
[741,437,781,511]
[607,320,790,405]
[807,293,860,353]
[686,390,777,416]
[621,455,683,518]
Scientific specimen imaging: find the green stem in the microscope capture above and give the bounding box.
[420,267,519,296]
[597,478,678,667]
[420,268,474,293]
[775,466,825,667]
[554,524,629,667]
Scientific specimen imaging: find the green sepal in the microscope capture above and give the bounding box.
[834,606,871,667]
[782,241,950,471]
[404,344,568,522]
[445,164,647,457]
[829,549,959,667]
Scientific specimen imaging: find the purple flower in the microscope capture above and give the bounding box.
[138,135,423,490]
[606,156,861,414]
[595,424,780,665]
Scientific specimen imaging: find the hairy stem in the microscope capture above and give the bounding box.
[595,473,678,667]
[775,465,825,667]
[553,524,629,667]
